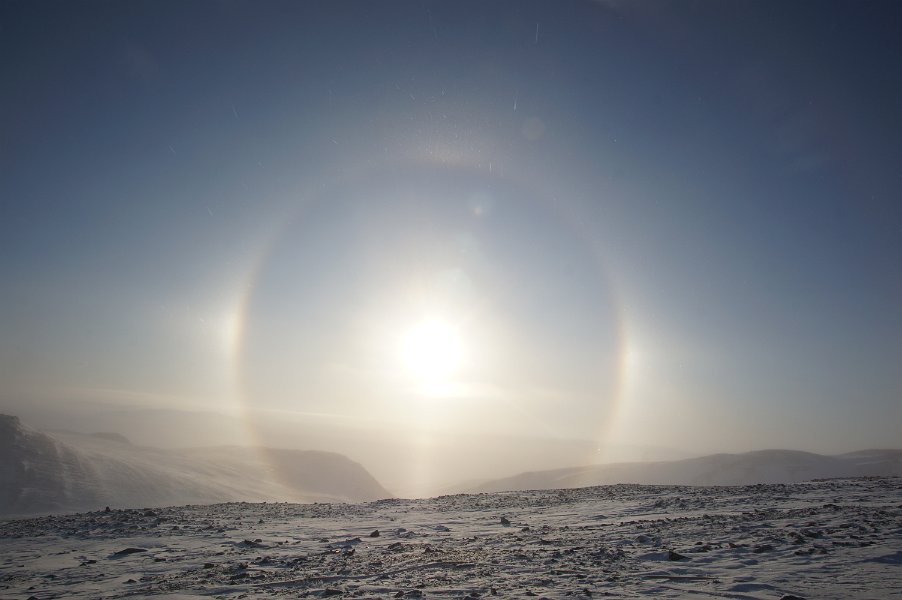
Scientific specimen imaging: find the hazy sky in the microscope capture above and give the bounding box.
[2,1,900,494]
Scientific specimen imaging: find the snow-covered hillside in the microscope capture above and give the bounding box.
[470,449,902,493]
[0,415,390,516]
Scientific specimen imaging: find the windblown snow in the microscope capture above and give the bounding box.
[3,413,902,518]
[0,415,390,517]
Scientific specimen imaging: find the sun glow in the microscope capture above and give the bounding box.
[399,318,464,385]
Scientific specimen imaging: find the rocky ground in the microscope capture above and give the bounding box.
[2,477,900,599]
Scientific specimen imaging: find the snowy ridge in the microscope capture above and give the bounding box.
[470,448,902,493]
[0,415,390,516]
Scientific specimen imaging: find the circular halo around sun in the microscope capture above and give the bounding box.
[399,318,464,384]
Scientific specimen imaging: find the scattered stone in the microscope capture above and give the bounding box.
[3,477,898,600]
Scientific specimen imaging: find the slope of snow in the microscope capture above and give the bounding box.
[0,477,899,599]
[470,448,902,493]
[0,415,390,516]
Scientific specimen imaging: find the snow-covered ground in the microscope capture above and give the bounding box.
[2,477,900,599]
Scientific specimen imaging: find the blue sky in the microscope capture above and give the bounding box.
[2,1,900,492]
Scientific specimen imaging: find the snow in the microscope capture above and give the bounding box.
[470,449,902,493]
[1,477,900,599]
[0,415,389,517]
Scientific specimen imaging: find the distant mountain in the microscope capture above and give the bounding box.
[468,448,902,493]
[0,414,390,517]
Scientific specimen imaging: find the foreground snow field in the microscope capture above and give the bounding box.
[2,477,900,599]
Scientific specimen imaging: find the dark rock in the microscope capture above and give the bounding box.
[667,550,689,561]
[780,596,806,600]
[500,517,511,526]
[369,529,380,537]
[753,544,774,553]
[203,563,215,569]
[322,589,343,597]
[113,547,147,556]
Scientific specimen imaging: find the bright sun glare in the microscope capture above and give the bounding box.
[400,319,464,385]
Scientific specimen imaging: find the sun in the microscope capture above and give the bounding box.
[399,318,464,384]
